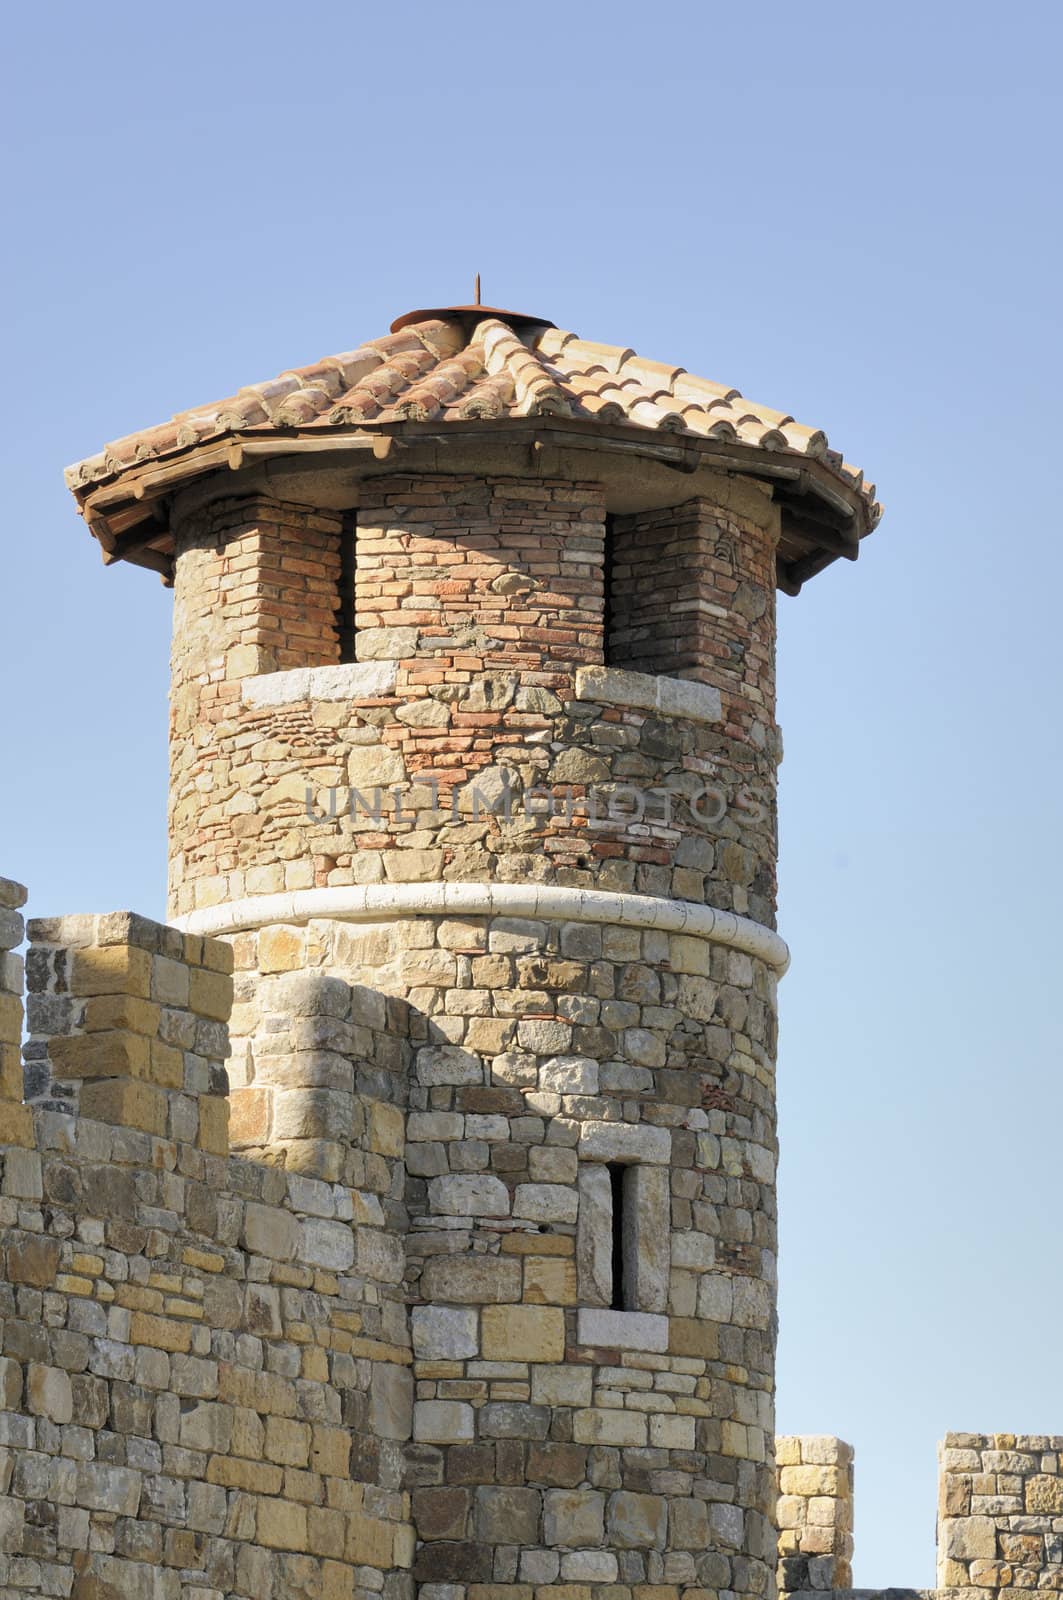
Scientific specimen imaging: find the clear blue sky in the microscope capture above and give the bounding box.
[2,4,1060,1585]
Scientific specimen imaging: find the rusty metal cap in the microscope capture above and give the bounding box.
[390,303,555,334]
[391,275,554,334]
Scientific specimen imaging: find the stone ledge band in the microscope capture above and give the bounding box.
[174,882,791,975]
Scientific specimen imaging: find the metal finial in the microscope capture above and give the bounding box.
[474,272,481,306]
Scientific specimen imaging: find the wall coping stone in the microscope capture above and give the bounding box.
[242,660,398,707]
[574,665,723,725]
[174,881,790,974]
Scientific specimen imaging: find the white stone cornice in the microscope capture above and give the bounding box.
[174,882,790,975]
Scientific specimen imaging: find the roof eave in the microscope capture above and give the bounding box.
[73,416,881,593]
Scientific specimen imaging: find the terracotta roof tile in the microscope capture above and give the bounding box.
[64,312,881,530]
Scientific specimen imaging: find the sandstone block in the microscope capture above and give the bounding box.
[420,1255,522,1305]
[650,1413,696,1450]
[942,1516,998,1559]
[1027,1476,1063,1513]
[524,1256,578,1307]
[481,1305,565,1362]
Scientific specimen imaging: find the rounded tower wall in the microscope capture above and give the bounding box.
[222,900,779,1600]
[167,467,781,932]
[168,450,784,1600]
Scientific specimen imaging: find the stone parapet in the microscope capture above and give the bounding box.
[777,1435,855,1593]
[937,1432,1063,1596]
[23,910,232,1155]
[0,876,32,1148]
[0,882,414,1600]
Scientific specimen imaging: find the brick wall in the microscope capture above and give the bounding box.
[608,496,778,716]
[165,475,781,926]
[356,474,606,673]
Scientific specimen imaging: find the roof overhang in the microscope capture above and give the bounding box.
[72,416,876,596]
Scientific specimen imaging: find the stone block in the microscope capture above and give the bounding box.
[577,1309,669,1352]
[420,1255,522,1305]
[418,1045,484,1086]
[478,1402,550,1440]
[243,1201,300,1260]
[523,1256,578,1307]
[27,1362,73,1424]
[429,1174,511,1218]
[299,1217,356,1271]
[572,1408,648,1447]
[578,1121,671,1163]
[942,1516,998,1560]
[543,1488,605,1547]
[649,1413,696,1450]
[539,1056,599,1095]
[530,1365,593,1408]
[513,1184,579,1224]
[670,1496,710,1549]
[561,1551,618,1582]
[481,1305,565,1362]
[576,1163,612,1307]
[475,1486,542,1544]
[413,1305,480,1360]
[414,1401,475,1443]
[415,1487,471,1541]
[607,1490,668,1549]
[1027,1476,1063,1514]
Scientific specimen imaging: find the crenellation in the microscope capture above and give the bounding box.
[1,884,417,1600]
[0,876,33,1150]
[23,910,232,1155]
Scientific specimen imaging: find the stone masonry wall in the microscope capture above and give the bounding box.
[776,1436,854,1595]
[937,1433,1063,1597]
[0,888,415,1600]
[166,475,781,930]
[222,902,780,1600]
[1,879,33,1152]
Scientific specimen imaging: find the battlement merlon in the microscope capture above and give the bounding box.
[21,906,232,1156]
[0,876,32,1150]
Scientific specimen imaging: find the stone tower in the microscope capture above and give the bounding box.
[62,300,881,1600]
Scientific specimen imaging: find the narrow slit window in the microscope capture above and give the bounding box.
[338,513,357,664]
[609,1162,630,1310]
[602,512,616,666]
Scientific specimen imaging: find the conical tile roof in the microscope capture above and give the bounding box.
[65,315,879,517]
